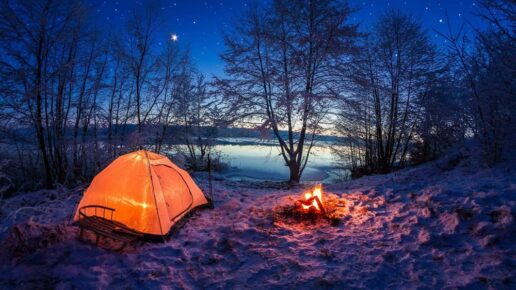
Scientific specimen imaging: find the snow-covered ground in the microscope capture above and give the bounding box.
[0,148,515,289]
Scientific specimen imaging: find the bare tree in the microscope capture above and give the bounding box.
[174,73,218,170]
[440,0,515,164]
[0,0,204,192]
[217,0,358,183]
[410,69,469,164]
[123,2,163,134]
[0,0,89,187]
[152,42,191,153]
[335,10,439,175]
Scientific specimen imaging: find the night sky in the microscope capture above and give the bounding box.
[90,0,485,77]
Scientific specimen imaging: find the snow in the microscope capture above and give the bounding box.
[0,149,515,289]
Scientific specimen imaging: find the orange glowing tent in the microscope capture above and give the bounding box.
[73,150,208,236]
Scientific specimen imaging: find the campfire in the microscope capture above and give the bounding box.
[272,183,337,227]
[299,184,325,214]
[273,184,380,228]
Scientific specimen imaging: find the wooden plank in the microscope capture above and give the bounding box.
[78,215,142,245]
[80,225,136,243]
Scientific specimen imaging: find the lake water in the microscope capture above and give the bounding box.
[210,138,348,183]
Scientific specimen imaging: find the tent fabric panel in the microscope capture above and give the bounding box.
[153,165,193,222]
[73,152,163,235]
[175,167,208,210]
[148,164,172,235]
[152,158,208,210]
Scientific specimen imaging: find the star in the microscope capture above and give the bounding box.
[171,34,178,42]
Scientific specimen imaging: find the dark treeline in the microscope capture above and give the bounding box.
[334,1,515,177]
[217,0,515,181]
[0,0,217,193]
[0,0,514,194]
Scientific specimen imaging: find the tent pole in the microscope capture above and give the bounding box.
[143,150,166,242]
[208,153,214,209]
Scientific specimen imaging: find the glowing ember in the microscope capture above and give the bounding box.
[301,184,325,213]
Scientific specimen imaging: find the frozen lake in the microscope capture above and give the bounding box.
[208,138,347,183]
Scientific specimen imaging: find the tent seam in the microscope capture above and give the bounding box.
[144,150,165,236]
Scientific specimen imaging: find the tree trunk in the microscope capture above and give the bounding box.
[288,161,301,184]
[34,23,52,188]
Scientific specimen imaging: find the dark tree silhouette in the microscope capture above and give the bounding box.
[217,0,358,183]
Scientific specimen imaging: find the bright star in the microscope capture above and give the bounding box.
[171,34,178,41]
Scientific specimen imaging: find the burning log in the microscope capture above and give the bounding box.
[297,195,325,214]
[296,184,326,214]
[273,186,377,228]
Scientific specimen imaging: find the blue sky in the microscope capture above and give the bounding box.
[91,0,486,77]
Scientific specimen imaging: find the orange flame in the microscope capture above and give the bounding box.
[302,184,324,212]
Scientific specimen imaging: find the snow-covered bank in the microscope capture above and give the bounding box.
[0,149,514,289]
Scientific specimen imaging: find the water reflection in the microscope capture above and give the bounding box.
[172,138,348,183]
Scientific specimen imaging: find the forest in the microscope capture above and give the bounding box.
[0,0,514,192]
[0,0,514,289]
